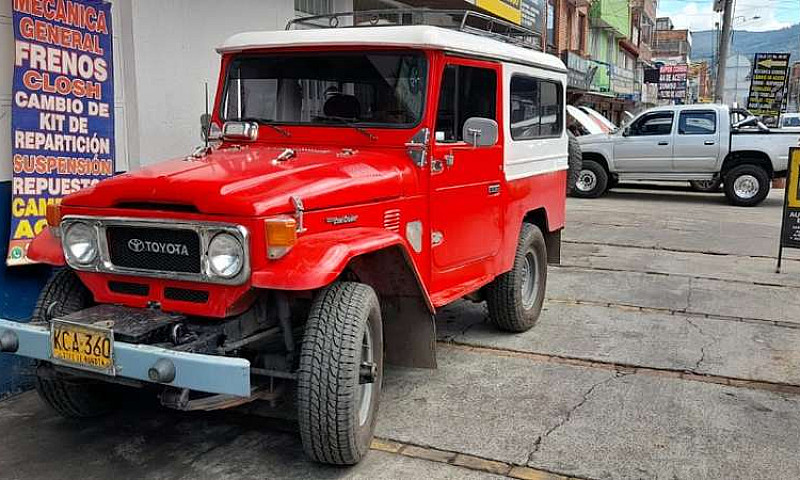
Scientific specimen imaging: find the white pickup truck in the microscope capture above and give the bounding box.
[575,104,798,206]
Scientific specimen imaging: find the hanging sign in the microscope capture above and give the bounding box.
[777,147,800,272]
[8,0,115,266]
[657,64,688,102]
[747,52,790,118]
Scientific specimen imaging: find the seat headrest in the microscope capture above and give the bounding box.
[323,94,361,119]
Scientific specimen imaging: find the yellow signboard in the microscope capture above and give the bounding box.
[476,0,522,24]
[777,147,800,271]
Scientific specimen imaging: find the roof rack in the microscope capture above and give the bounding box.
[286,9,543,51]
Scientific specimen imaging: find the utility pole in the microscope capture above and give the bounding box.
[714,0,734,103]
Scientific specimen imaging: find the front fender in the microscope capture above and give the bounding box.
[27,227,66,266]
[251,227,412,291]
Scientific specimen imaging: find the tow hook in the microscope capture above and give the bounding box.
[359,361,377,384]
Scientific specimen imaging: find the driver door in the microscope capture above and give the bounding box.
[429,58,503,294]
[614,111,675,172]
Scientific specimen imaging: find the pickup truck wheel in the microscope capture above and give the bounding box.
[486,223,547,332]
[566,132,582,196]
[33,269,117,418]
[723,165,770,207]
[689,179,722,192]
[297,282,383,465]
[572,159,608,198]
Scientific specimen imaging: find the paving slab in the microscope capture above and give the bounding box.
[549,267,800,325]
[0,392,506,480]
[562,242,800,288]
[547,267,690,312]
[437,301,800,386]
[377,348,615,466]
[527,372,800,480]
[379,348,800,480]
[565,188,785,257]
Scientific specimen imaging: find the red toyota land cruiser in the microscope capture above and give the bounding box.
[0,12,567,465]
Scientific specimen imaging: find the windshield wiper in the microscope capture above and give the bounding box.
[231,117,291,137]
[318,116,377,141]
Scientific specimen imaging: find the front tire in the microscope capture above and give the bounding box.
[723,164,770,206]
[33,269,116,418]
[297,282,384,465]
[572,159,609,198]
[485,223,547,332]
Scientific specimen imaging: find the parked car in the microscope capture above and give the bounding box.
[0,13,569,466]
[576,104,797,206]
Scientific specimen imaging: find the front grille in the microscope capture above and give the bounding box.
[108,281,149,296]
[107,226,201,274]
[164,287,209,303]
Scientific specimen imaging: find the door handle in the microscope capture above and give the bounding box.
[704,141,715,145]
[658,141,669,146]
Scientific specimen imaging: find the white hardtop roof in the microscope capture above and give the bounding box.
[218,25,566,73]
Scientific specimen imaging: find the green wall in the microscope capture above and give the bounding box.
[590,0,630,38]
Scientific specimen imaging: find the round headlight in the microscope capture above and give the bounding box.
[64,222,98,265]
[207,233,244,278]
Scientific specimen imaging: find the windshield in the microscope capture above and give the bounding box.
[221,52,427,128]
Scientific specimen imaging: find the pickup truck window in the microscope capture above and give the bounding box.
[678,111,716,135]
[221,52,427,128]
[435,64,497,142]
[509,75,563,140]
[629,112,674,136]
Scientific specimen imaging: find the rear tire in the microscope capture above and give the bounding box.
[485,223,547,333]
[572,159,609,198]
[33,269,116,419]
[566,132,583,196]
[723,164,770,207]
[297,282,384,465]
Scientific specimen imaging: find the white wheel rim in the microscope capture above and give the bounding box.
[733,175,759,199]
[576,170,597,192]
[356,326,374,427]
[520,251,539,309]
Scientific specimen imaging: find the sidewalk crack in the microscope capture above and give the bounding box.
[686,317,715,373]
[527,371,628,463]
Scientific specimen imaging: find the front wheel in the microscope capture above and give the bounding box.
[485,223,547,332]
[297,282,384,465]
[723,164,770,207]
[572,159,609,198]
[33,269,117,418]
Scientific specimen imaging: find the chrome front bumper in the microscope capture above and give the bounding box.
[0,318,251,397]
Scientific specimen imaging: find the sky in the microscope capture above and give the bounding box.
[657,0,800,32]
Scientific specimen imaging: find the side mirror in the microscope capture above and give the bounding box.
[462,117,498,147]
[621,127,630,137]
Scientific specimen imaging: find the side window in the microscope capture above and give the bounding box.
[435,64,497,142]
[630,112,674,136]
[679,111,716,135]
[510,76,564,140]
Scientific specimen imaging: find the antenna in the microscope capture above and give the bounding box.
[204,82,210,149]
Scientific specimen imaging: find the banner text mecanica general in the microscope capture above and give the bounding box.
[8,0,115,266]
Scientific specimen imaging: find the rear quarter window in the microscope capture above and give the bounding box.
[509,75,563,140]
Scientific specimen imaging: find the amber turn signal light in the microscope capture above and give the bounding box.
[45,203,62,228]
[265,217,297,259]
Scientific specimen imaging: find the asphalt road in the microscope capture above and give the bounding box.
[1,184,799,480]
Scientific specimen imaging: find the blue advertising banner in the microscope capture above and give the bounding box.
[8,0,114,266]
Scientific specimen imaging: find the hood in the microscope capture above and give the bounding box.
[64,144,408,216]
[577,132,615,145]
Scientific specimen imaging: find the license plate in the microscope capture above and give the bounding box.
[50,320,115,375]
